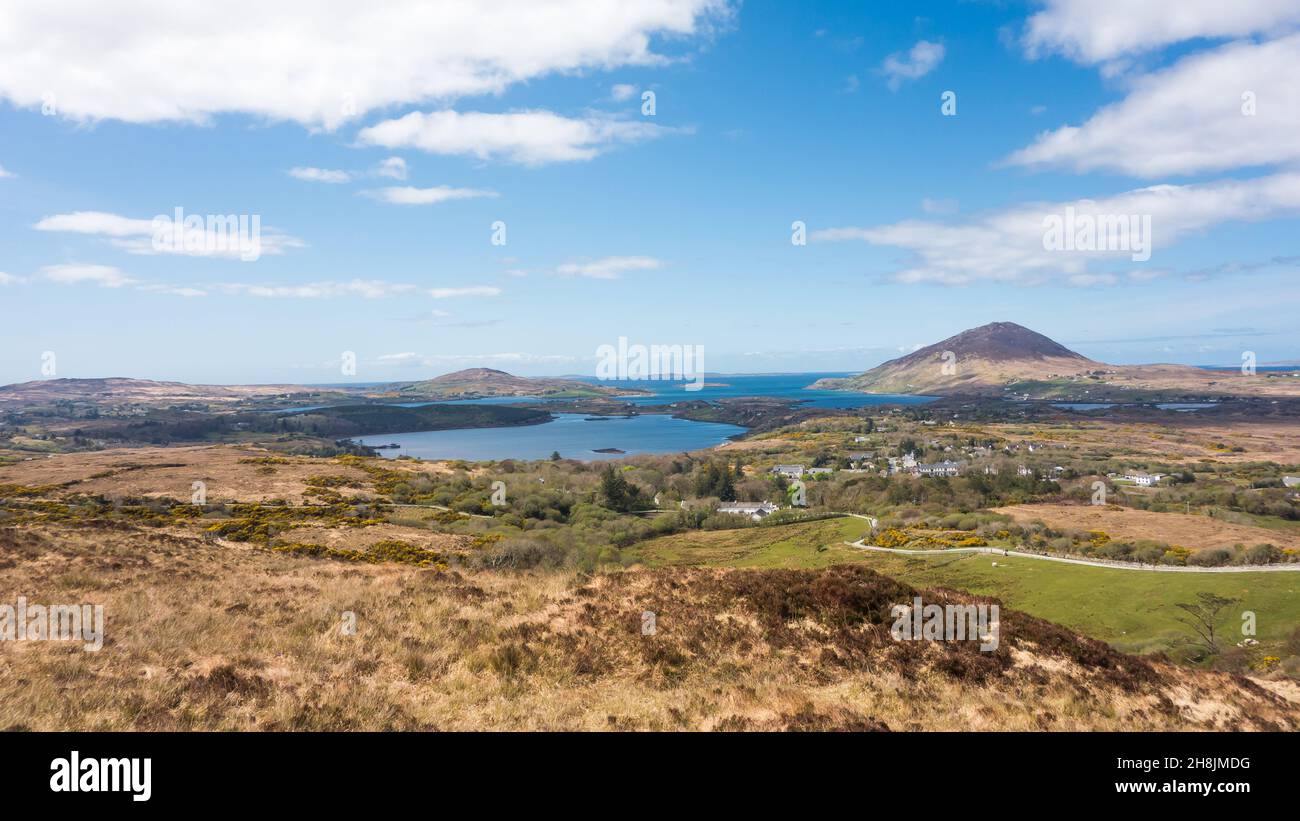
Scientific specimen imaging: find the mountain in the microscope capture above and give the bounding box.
[818,322,1099,396]
[814,322,1300,399]
[393,368,642,398]
[0,377,312,405]
[0,370,645,407]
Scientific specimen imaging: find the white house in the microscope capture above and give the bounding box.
[917,460,963,477]
[771,464,804,479]
[716,501,780,521]
[1017,465,1034,477]
[1123,471,1164,486]
[1283,476,1300,488]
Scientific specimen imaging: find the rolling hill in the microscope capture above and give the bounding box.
[392,368,642,398]
[814,322,1300,399]
[0,377,314,405]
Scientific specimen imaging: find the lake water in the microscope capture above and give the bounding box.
[1053,402,1219,412]
[354,412,749,462]
[441,373,936,409]
[344,373,933,461]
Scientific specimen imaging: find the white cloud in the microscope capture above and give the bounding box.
[42,263,135,288]
[357,109,679,165]
[921,197,959,215]
[1008,33,1300,177]
[0,163,13,178]
[138,283,208,298]
[288,167,352,183]
[611,83,637,101]
[880,40,945,89]
[375,351,578,369]
[362,185,498,205]
[0,1,730,128]
[35,211,151,237]
[375,157,409,180]
[1023,0,1300,63]
[427,286,502,298]
[34,210,305,258]
[0,271,25,285]
[812,172,1300,285]
[221,280,417,299]
[555,255,662,279]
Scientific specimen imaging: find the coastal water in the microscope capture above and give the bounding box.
[354,413,748,461]
[348,373,934,461]
[438,373,936,409]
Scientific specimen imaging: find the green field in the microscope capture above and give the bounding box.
[628,516,1300,659]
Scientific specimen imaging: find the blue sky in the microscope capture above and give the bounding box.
[2,0,1298,385]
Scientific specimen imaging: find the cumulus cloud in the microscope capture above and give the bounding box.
[921,197,959,215]
[554,256,662,279]
[812,173,1300,285]
[1008,33,1300,177]
[611,83,638,101]
[880,40,945,89]
[357,109,679,165]
[42,263,136,288]
[288,167,352,183]
[427,286,502,298]
[1023,0,1300,63]
[361,185,498,205]
[0,163,13,178]
[34,210,305,259]
[138,283,209,298]
[0,0,730,128]
[219,280,418,299]
[375,351,578,369]
[0,271,25,285]
[375,157,409,180]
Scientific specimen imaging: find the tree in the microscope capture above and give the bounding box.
[717,466,736,502]
[1174,592,1240,656]
[550,451,561,461]
[598,464,640,512]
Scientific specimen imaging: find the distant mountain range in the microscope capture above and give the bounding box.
[813,322,1300,399]
[0,377,305,405]
[0,369,640,407]
[390,368,640,399]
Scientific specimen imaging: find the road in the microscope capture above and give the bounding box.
[843,539,1300,573]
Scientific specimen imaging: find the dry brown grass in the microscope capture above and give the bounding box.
[992,503,1300,552]
[0,444,460,504]
[1,520,1294,731]
[984,417,1300,465]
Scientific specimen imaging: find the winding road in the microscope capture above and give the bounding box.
[843,538,1300,573]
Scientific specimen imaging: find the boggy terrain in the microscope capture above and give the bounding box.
[1,521,1294,731]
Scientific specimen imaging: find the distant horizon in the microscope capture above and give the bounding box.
[6,362,1299,391]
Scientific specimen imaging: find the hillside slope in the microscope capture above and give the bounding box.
[1,515,1294,731]
[393,368,641,398]
[0,377,311,405]
[815,322,1300,399]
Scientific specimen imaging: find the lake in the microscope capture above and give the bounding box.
[443,372,936,410]
[350,373,934,461]
[353,413,749,461]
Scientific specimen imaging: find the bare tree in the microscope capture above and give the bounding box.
[1174,593,1240,656]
